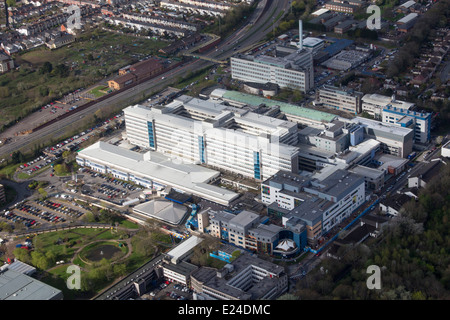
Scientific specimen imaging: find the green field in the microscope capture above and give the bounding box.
[11,223,172,298]
[0,29,168,130]
[88,85,111,98]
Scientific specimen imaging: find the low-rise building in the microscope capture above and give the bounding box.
[0,54,14,73]
[349,164,385,191]
[442,140,450,158]
[210,89,337,128]
[379,193,412,216]
[408,158,448,189]
[334,20,356,34]
[325,2,358,14]
[0,266,63,300]
[45,33,75,49]
[108,58,164,90]
[76,141,239,206]
[160,0,229,17]
[191,249,288,300]
[322,49,371,71]
[396,12,418,33]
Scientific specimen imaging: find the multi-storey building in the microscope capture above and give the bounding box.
[124,95,300,180]
[231,49,314,93]
[316,85,363,115]
[382,106,431,144]
[349,117,414,158]
[204,209,307,256]
[210,89,337,128]
[261,169,365,244]
[191,249,288,300]
[325,1,358,13]
[299,120,351,153]
[361,93,414,120]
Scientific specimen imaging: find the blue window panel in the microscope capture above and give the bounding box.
[198,136,206,163]
[147,121,155,148]
[254,151,261,179]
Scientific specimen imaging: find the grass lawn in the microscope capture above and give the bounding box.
[119,219,140,229]
[0,163,21,179]
[88,85,110,98]
[0,29,168,129]
[16,164,51,180]
[25,225,167,298]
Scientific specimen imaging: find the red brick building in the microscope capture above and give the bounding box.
[108,58,164,90]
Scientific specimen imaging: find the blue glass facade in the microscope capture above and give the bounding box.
[253,151,261,180]
[147,121,155,148]
[198,136,206,163]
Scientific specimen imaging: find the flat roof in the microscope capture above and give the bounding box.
[373,153,409,170]
[6,260,36,276]
[217,90,336,123]
[289,196,334,224]
[229,210,260,229]
[400,0,416,8]
[303,37,324,48]
[77,142,239,205]
[350,164,385,179]
[0,269,62,300]
[397,12,418,24]
[313,169,365,199]
[166,235,203,263]
[351,117,414,137]
[322,38,354,56]
[311,8,329,16]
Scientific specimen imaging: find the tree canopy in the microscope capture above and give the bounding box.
[294,164,450,300]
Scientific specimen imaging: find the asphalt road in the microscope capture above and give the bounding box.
[0,0,291,160]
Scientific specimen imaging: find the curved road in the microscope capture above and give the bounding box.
[0,0,291,159]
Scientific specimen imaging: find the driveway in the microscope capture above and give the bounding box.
[0,179,33,208]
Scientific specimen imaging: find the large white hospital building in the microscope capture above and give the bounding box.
[124,95,300,180]
[230,49,314,93]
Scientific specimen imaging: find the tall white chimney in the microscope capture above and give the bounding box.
[299,20,303,50]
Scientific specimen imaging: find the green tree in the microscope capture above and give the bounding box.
[39,86,49,97]
[0,221,13,233]
[6,0,16,7]
[38,187,48,200]
[11,151,25,164]
[113,263,127,277]
[31,251,50,270]
[53,64,70,78]
[39,62,53,74]
[54,163,69,176]
[12,248,32,264]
